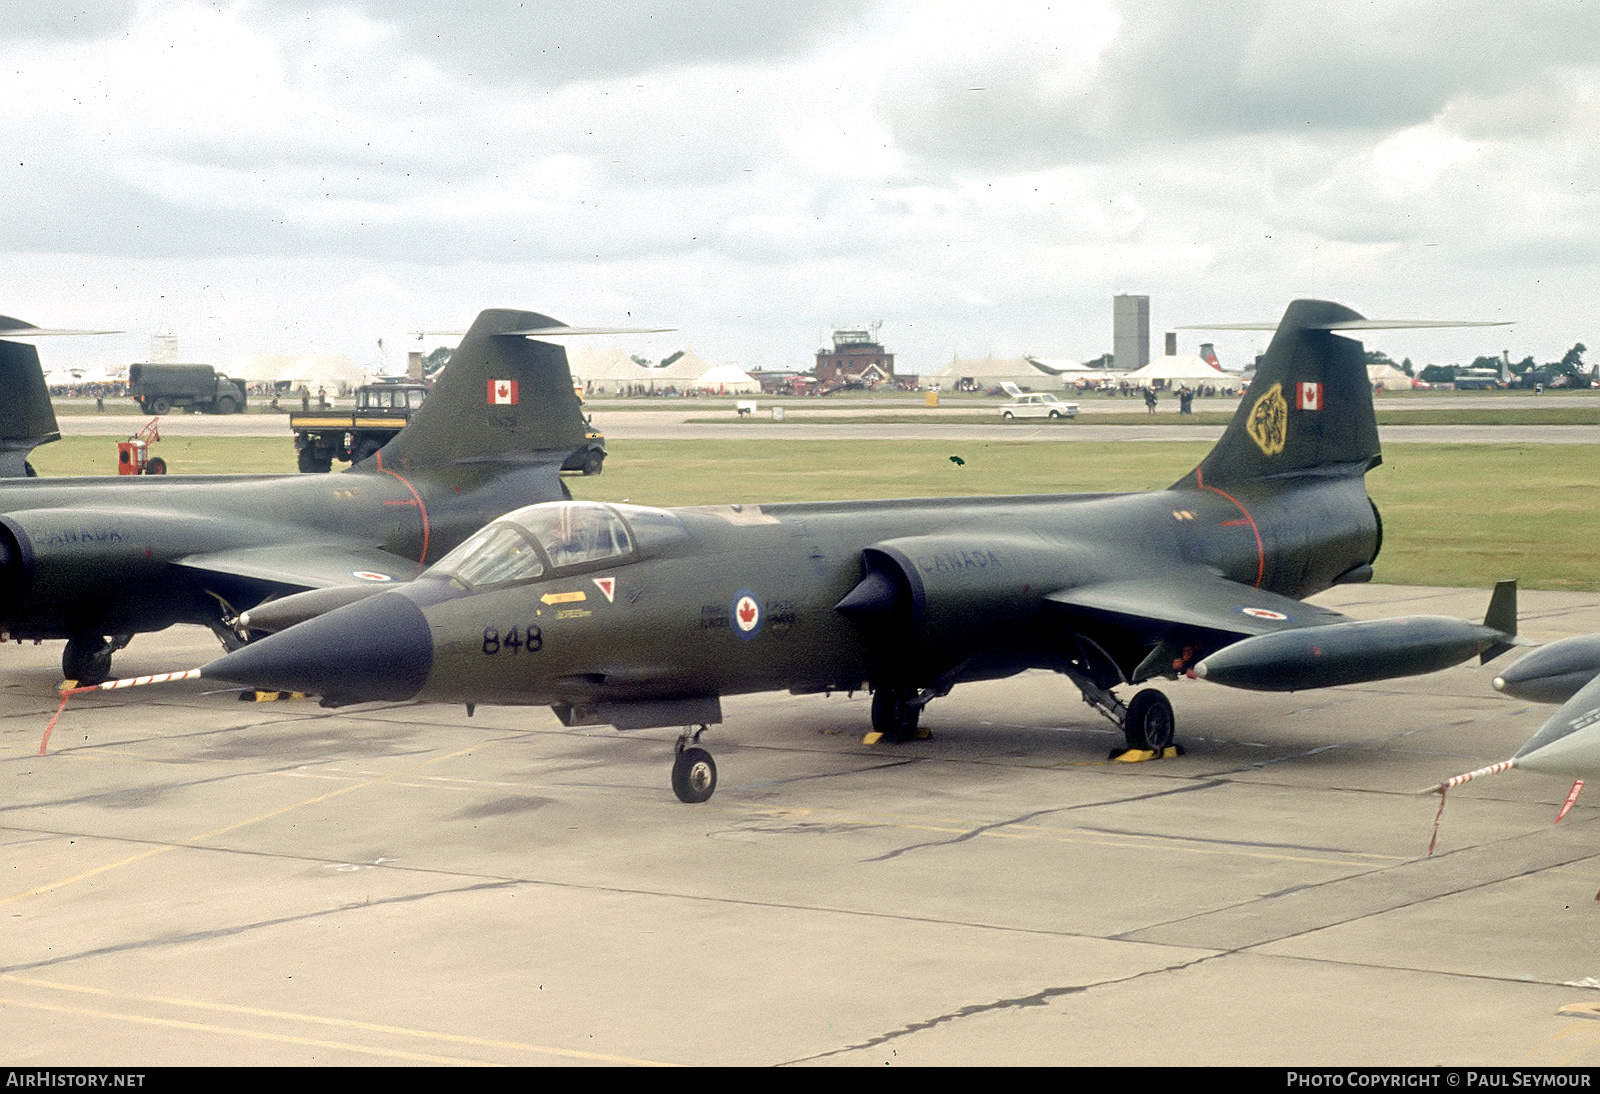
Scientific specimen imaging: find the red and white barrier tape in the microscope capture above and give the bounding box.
[39,668,204,755]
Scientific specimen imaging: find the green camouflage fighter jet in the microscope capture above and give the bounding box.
[0,308,614,684]
[199,300,1520,802]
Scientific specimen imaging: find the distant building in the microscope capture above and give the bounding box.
[815,329,896,386]
[1114,294,1150,373]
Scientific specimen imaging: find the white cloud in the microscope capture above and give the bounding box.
[1,0,1597,375]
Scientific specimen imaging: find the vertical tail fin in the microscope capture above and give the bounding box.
[0,333,62,477]
[375,309,589,472]
[1480,578,1519,664]
[1173,300,1381,491]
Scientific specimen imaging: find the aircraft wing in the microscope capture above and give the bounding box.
[1045,569,1353,680]
[174,541,422,592]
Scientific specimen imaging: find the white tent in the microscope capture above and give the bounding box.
[232,353,365,395]
[1367,363,1413,391]
[923,355,1064,391]
[570,346,658,394]
[1125,355,1238,389]
[652,348,711,385]
[692,364,760,394]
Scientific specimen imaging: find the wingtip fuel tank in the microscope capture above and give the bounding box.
[1195,581,1520,692]
[1194,614,1515,692]
[1493,633,1600,705]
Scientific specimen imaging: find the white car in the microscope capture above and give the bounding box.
[999,392,1080,420]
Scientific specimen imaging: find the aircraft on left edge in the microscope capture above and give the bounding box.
[0,307,641,684]
[0,314,121,478]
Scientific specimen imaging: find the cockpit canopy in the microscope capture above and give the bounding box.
[429,501,674,590]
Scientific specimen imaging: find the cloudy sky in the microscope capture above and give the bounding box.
[6,0,1599,376]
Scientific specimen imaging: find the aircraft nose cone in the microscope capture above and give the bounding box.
[202,591,433,703]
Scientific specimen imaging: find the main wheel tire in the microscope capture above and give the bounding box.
[1123,688,1175,752]
[63,637,114,685]
[871,687,920,740]
[672,747,717,803]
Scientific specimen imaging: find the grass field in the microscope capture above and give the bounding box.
[23,435,1600,592]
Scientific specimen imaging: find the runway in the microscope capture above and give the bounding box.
[52,403,1600,445]
[6,584,1600,1065]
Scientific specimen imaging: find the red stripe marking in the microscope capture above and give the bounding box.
[1190,466,1264,587]
[381,468,431,565]
[1201,483,1265,588]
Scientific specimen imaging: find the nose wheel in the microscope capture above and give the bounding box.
[672,727,717,803]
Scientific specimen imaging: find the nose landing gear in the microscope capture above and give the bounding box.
[672,726,717,803]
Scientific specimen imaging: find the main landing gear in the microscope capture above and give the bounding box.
[1060,664,1182,763]
[868,684,929,742]
[672,726,717,803]
[62,634,131,685]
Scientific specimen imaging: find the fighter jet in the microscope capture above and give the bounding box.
[1433,634,1600,782]
[0,308,608,683]
[186,299,1522,802]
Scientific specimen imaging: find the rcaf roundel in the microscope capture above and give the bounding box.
[732,589,762,639]
[1239,606,1290,621]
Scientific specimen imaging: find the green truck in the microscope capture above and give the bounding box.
[128,363,249,415]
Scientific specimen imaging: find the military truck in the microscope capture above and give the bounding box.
[128,363,249,415]
[290,380,430,472]
[292,379,608,474]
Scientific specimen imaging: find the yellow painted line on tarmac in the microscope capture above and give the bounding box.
[1,975,675,1067]
[0,997,487,1066]
[0,739,501,909]
[1538,1013,1600,1066]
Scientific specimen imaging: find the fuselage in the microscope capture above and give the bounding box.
[378,474,1379,709]
[0,461,567,640]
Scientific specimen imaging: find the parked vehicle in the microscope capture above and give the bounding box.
[999,392,1080,420]
[291,381,430,472]
[128,363,249,415]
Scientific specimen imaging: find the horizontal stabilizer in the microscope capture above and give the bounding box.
[0,314,121,337]
[414,325,674,338]
[1180,320,1511,332]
